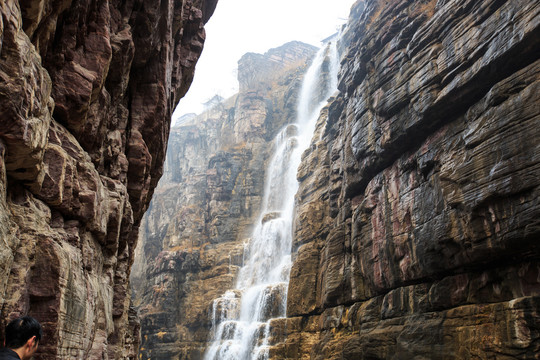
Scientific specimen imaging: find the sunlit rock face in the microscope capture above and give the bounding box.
[281,0,540,359]
[131,41,317,359]
[0,0,217,358]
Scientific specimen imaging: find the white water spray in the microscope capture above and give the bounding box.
[204,39,341,360]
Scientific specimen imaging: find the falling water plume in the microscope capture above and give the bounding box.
[204,38,341,360]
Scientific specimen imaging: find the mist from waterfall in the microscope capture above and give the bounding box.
[204,39,340,360]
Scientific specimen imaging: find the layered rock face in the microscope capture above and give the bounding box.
[0,0,216,358]
[281,0,540,359]
[238,41,320,92]
[131,42,317,359]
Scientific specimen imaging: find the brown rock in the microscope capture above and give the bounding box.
[130,0,540,359]
[278,0,540,358]
[131,42,317,358]
[0,0,218,358]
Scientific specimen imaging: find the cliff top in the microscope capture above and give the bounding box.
[237,41,318,92]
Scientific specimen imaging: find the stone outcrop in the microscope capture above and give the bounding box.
[0,0,217,358]
[279,0,540,359]
[238,41,320,92]
[131,42,317,359]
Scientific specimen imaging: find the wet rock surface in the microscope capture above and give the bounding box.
[0,0,217,358]
[281,0,540,359]
[130,42,316,359]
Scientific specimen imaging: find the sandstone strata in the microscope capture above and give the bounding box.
[130,0,540,358]
[280,0,540,359]
[131,41,317,359]
[0,0,217,358]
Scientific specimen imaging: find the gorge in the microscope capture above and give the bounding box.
[1,0,539,359]
[131,40,321,359]
[134,0,540,359]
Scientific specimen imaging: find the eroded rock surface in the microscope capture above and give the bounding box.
[0,0,217,358]
[280,0,540,359]
[131,42,316,359]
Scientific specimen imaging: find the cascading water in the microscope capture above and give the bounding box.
[204,38,341,360]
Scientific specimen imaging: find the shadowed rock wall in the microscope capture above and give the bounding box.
[0,0,217,358]
[280,0,540,359]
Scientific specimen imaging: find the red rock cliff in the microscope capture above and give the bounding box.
[282,0,540,358]
[0,0,217,358]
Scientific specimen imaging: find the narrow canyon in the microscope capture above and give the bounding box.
[1,0,539,359]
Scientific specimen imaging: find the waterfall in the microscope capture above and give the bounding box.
[204,39,341,360]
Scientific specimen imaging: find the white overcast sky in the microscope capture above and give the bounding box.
[173,0,356,121]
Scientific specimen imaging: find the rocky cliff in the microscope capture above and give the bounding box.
[0,0,217,358]
[131,41,317,359]
[131,0,539,358]
[281,0,540,359]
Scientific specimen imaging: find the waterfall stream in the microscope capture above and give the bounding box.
[204,39,340,360]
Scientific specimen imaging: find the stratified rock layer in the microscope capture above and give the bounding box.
[131,42,317,359]
[280,0,540,359]
[0,0,217,358]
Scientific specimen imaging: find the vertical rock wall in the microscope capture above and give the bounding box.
[131,41,317,359]
[0,0,217,358]
[282,0,540,359]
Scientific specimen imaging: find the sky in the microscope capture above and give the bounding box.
[172,0,356,122]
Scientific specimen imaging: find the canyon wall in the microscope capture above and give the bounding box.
[281,0,540,359]
[131,41,317,359]
[0,0,217,358]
